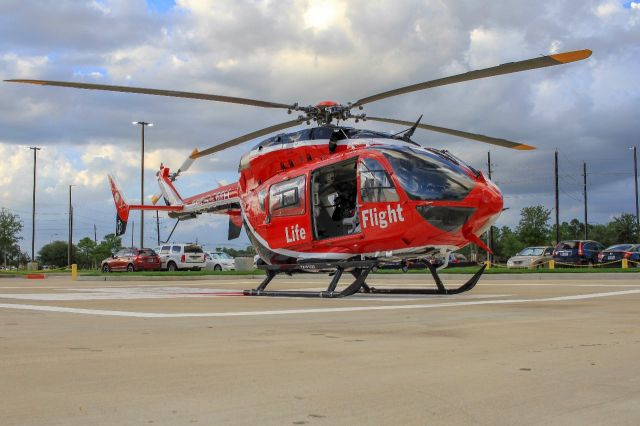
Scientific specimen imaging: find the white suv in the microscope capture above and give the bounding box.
[157,243,206,271]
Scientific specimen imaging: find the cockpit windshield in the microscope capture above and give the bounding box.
[376,147,474,201]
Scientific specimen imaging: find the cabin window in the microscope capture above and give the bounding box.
[269,175,306,217]
[359,157,399,203]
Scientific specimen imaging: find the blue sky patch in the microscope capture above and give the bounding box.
[71,66,109,79]
[147,0,175,13]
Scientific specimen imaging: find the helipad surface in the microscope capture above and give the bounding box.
[1,274,639,425]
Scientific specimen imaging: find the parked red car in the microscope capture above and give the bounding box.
[101,248,161,272]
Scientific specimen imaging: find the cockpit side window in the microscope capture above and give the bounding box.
[379,147,474,201]
[359,157,399,202]
[269,175,306,217]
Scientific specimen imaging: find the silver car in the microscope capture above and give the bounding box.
[205,252,235,271]
[507,246,554,269]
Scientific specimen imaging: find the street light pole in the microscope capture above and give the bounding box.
[583,162,588,240]
[133,121,153,248]
[554,149,560,244]
[68,185,75,266]
[632,146,639,240]
[29,147,41,263]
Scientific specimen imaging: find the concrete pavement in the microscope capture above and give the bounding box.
[1,275,639,425]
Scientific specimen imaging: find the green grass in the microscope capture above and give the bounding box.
[0,267,69,277]
[78,269,266,277]
[2,265,638,279]
[371,264,640,274]
[434,266,640,274]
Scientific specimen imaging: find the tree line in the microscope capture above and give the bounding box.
[472,206,639,261]
[0,208,29,267]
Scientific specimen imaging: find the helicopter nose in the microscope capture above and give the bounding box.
[470,178,504,236]
[414,176,503,237]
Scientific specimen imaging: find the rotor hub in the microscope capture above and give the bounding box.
[292,101,366,125]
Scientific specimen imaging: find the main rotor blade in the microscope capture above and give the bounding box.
[366,116,535,150]
[4,79,292,109]
[353,49,591,107]
[192,119,305,159]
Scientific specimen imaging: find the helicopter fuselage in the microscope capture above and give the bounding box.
[236,126,503,264]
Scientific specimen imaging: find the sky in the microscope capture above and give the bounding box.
[0,0,639,255]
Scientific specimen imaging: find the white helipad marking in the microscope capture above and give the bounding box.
[0,287,243,301]
[482,283,640,287]
[0,285,511,302]
[0,289,638,318]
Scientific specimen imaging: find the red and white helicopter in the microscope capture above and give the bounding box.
[7,49,591,297]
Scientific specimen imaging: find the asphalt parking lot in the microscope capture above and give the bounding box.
[1,273,639,425]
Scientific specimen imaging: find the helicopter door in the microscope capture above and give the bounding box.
[358,157,400,231]
[267,175,310,248]
[311,158,360,240]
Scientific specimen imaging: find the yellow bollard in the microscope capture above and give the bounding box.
[549,259,555,270]
[622,258,628,269]
[485,260,491,269]
[71,264,78,281]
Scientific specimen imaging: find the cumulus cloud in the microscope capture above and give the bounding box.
[595,1,619,17]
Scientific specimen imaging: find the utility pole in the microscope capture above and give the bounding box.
[632,146,639,241]
[68,185,75,266]
[554,150,560,244]
[487,151,493,264]
[131,221,135,248]
[583,162,588,240]
[156,210,160,246]
[93,223,98,269]
[29,147,41,264]
[133,121,153,249]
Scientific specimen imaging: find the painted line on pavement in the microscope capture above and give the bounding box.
[0,289,638,318]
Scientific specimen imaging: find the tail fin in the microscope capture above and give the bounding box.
[156,166,184,206]
[107,174,130,236]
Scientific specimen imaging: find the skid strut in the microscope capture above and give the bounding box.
[243,261,486,298]
[243,261,376,298]
[365,263,487,295]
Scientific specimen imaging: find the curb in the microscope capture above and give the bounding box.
[77,275,266,282]
[75,272,640,282]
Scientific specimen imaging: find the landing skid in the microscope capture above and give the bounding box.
[243,261,486,298]
[364,263,487,295]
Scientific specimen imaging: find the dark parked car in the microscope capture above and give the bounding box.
[552,240,605,266]
[429,252,477,268]
[101,248,161,272]
[597,244,640,266]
